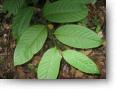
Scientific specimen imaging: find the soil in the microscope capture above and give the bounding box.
[0,0,106,79]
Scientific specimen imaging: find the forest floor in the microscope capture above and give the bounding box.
[0,0,106,79]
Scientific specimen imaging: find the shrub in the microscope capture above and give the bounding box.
[3,0,102,79]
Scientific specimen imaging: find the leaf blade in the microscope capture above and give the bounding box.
[12,7,33,39]
[3,0,26,15]
[37,47,62,79]
[54,25,102,48]
[43,1,88,23]
[14,25,47,65]
[58,0,96,4]
[63,50,100,74]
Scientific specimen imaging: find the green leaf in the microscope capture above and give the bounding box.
[54,25,102,48]
[37,47,62,79]
[58,0,96,4]
[63,50,100,74]
[3,0,26,15]
[12,7,33,39]
[43,1,88,23]
[14,25,47,66]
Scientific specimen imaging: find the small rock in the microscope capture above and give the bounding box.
[87,75,94,79]
[75,70,84,78]
[0,46,2,52]
[70,67,76,77]
[47,24,54,30]
[3,24,10,30]
[81,49,92,55]
[98,31,103,38]
[32,56,41,66]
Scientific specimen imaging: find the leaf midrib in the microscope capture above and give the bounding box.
[74,57,97,73]
[54,33,101,43]
[26,27,46,50]
[44,10,86,17]
[17,8,32,35]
